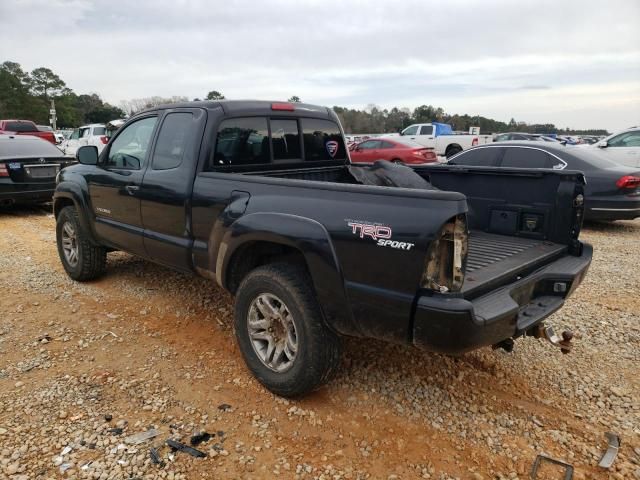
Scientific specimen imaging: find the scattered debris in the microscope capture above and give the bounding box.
[104,414,113,422]
[60,463,72,473]
[598,432,621,469]
[166,439,206,458]
[60,446,72,456]
[530,454,574,480]
[190,431,212,446]
[218,403,232,411]
[108,427,124,435]
[150,447,165,467]
[125,428,160,445]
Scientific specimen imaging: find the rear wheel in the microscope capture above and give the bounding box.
[234,263,341,397]
[56,206,106,281]
[445,145,462,158]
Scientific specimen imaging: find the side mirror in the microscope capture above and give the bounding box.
[76,145,98,165]
[598,141,608,148]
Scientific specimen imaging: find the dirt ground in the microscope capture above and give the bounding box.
[0,205,638,480]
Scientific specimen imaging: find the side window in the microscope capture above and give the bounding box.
[301,118,346,161]
[92,126,106,136]
[359,140,381,150]
[212,117,269,168]
[608,131,640,147]
[152,112,194,170]
[402,126,419,136]
[70,129,80,140]
[270,119,301,161]
[451,147,502,166]
[501,148,551,168]
[380,141,395,149]
[79,128,90,138]
[419,126,433,135]
[105,117,158,170]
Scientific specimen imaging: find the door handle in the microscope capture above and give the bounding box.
[125,185,140,195]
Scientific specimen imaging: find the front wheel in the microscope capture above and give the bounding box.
[445,146,462,158]
[56,206,106,281]
[234,263,341,397]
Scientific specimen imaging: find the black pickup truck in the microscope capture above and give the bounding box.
[53,100,592,397]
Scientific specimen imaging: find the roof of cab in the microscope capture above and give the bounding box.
[142,100,333,118]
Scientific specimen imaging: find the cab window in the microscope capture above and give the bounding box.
[271,119,301,161]
[301,118,346,161]
[419,126,433,135]
[402,126,418,136]
[212,117,270,167]
[104,116,158,170]
[152,113,194,170]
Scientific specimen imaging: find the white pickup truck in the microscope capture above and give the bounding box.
[400,122,491,158]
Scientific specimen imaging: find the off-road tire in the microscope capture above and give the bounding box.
[56,206,106,281]
[234,263,342,397]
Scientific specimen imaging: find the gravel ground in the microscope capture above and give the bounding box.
[0,205,638,480]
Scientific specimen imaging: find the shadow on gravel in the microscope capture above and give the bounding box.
[582,219,640,233]
[0,202,52,217]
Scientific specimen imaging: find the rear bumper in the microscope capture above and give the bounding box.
[0,181,55,203]
[585,197,640,221]
[412,243,592,355]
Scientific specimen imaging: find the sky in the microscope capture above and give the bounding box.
[1,0,639,131]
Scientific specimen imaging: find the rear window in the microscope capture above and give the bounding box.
[0,137,63,158]
[271,119,301,161]
[92,126,106,136]
[213,117,270,167]
[301,118,346,161]
[5,121,37,132]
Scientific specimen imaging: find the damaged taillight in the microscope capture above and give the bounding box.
[421,214,468,293]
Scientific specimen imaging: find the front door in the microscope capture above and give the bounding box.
[601,130,640,167]
[88,115,158,256]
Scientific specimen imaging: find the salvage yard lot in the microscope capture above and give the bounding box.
[0,207,638,480]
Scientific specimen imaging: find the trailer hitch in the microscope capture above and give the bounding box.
[532,325,574,354]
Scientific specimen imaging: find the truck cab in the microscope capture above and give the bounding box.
[401,122,486,158]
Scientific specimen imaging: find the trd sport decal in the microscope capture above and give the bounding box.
[346,220,415,251]
[326,140,339,158]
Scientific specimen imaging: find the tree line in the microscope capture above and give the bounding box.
[0,61,609,135]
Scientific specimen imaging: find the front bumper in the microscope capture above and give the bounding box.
[412,243,592,355]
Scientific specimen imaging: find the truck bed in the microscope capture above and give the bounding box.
[462,231,567,298]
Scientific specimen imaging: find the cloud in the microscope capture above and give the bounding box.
[1,0,639,130]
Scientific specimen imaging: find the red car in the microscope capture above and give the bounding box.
[349,137,437,164]
[0,120,57,144]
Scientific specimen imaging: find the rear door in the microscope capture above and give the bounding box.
[88,115,159,255]
[140,109,205,270]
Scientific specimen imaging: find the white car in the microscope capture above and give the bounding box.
[60,123,107,156]
[591,127,640,167]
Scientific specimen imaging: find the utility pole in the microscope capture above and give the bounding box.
[49,99,57,130]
